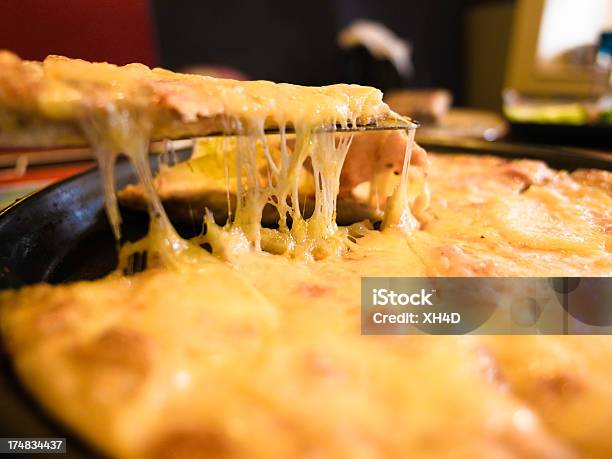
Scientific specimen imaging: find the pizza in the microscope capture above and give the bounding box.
[0,50,412,243]
[0,51,391,147]
[0,51,611,459]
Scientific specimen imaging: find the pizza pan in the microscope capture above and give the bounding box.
[0,139,610,456]
[508,121,612,150]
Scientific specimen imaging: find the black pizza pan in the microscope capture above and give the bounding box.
[508,121,612,150]
[0,139,610,457]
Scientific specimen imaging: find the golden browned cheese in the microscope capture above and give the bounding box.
[1,51,612,459]
[417,154,611,275]
[0,50,390,147]
[1,249,574,459]
[121,152,611,275]
[0,51,419,253]
[482,336,612,459]
[2,152,611,458]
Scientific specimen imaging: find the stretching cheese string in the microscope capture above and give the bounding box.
[82,109,425,267]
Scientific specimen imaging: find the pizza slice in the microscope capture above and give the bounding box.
[0,50,392,148]
[0,51,428,258]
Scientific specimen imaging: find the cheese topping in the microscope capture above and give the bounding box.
[195,121,422,261]
[2,52,612,459]
[0,52,426,266]
[0,51,424,265]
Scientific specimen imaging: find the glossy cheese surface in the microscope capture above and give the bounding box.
[0,50,389,137]
[0,249,574,459]
[0,52,611,459]
[2,153,611,459]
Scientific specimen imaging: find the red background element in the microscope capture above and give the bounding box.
[0,0,158,66]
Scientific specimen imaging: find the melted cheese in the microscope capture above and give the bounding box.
[1,248,575,459]
[0,52,426,263]
[2,52,612,459]
[2,51,419,263]
[1,152,611,458]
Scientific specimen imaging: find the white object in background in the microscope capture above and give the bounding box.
[537,0,612,65]
[338,20,413,78]
[506,0,612,97]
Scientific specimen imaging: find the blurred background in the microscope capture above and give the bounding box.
[0,0,611,206]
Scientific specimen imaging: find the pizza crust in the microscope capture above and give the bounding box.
[0,51,391,148]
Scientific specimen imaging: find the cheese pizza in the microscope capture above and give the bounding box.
[0,51,611,459]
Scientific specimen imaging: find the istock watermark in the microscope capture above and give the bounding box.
[361,277,612,335]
